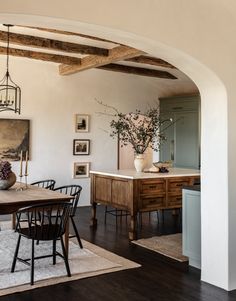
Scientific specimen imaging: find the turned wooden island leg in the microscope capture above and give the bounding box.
[90,202,97,227]
[129,212,137,240]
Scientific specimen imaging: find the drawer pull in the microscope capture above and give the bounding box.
[149,185,157,189]
[176,183,183,187]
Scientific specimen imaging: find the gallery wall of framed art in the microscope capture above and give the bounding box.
[73,114,91,178]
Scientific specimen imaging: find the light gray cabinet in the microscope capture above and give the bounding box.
[182,187,201,269]
[159,95,200,169]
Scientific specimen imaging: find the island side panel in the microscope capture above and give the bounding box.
[111,177,134,211]
[90,173,135,226]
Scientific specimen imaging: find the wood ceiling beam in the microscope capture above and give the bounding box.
[0,30,109,56]
[0,46,81,65]
[59,46,144,76]
[125,55,176,69]
[18,25,120,45]
[96,63,177,79]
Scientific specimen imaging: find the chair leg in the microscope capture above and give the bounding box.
[139,212,143,227]
[120,210,123,222]
[31,239,35,285]
[70,216,83,249]
[60,237,71,277]
[115,209,118,226]
[36,212,41,245]
[161,209,165,224]
[104,206,107,224]
[156,210,161,224]
[11,234,21,273]
[53,239,56,265]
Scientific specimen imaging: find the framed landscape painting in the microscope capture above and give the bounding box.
[73,139,90,155]
[0,119,30,161]
[75,114,89,132]
[73,162,90,178]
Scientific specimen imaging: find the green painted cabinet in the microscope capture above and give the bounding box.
[159,95,200,169]
[182,187,201,269]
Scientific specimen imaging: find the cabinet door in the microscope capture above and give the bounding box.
[160,111,199,169]
[175,111,199,168]
[182,189,201,269]
[159,113,175,163]
[159,95,200,169]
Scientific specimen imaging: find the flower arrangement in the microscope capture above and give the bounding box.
[0,161,12,180]
[97,101,173,155]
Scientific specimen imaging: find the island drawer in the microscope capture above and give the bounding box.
[140,179,165,194]
[167,178,190,193]
[139,195,165,209]
[166,195,182,207]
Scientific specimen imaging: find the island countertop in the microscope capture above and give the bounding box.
[90,168,200,179]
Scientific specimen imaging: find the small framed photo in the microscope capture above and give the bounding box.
[75,114,89,132]
[73,139,90,155]
[73,162,90,178]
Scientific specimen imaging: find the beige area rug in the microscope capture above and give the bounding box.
[132,233,188,262]
[0,222,140,296]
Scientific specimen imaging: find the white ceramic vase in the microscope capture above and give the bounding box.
[134,154,145,172]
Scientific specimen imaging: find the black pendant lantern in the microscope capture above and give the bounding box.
[0,24,21,114]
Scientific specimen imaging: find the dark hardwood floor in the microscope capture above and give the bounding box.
[0,206,236,301]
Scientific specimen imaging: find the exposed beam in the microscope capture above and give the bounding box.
[0,30,109,56]
[96,63,177,79]
[125,55,176,69]
[18,25,120,45]
[0,46,81,65]
[59,46,144,76]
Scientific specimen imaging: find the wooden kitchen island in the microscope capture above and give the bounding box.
[90,168,200,240]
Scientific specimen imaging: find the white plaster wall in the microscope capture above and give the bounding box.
[0,0,236,291]
[0,56,159,206]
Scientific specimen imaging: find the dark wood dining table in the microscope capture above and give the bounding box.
[0,182,72,253]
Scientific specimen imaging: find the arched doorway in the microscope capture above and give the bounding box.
[0,12,230,290]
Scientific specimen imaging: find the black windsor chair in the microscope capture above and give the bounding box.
[53,185,83,249]
[11,202,72,285]
[30,179,56,190]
